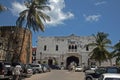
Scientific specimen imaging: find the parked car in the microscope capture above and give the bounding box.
[98,73,120,80]
[90,65,97,70]
[0,62,12,80]
[30,63,43,73]
[85,66,120,80]
[75,66,83,72]
[42,64,51,72]
[41,64,47,73]
[4,62,12,76]
[22,64,33,77]
[50,65,61,70]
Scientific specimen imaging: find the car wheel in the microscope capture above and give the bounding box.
[35,69,39,73]
[86,77,92,80]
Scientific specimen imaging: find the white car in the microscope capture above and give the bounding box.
[98,73,120,80]
[75,66,83,72]
[30,63,43,73]
[90,66,97,70]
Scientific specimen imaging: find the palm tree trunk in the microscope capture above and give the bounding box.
[19,27,27,62]
[109,59,112,66]
[98,61,101,66]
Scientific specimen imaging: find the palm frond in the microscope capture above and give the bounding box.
[34,0,48,5]
[38,11,50,22]
[35,13,44,32]
[19,10,28,16]
[16,15,26,27]
[36,5,51,11]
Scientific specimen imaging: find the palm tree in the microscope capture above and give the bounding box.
[107,51,114,66]
[16,0,51,62]
[113,41,120,56]
[88,32,111,66]
[113,41,120,66]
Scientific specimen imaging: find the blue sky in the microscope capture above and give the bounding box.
[0,0,120,47]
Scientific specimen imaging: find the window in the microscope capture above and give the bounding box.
[44,45,47,51]
[107,68,118,73]
[72,45,74,49]
[0,43,3,48]
[68,45,77,52]
[75,45,77,49]
[69,45,71,49]
[86,45,89,51]
[56,45,58,51]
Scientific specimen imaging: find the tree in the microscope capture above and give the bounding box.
[107,52,114,66]
[88,32,111,66]
[16,0,51,62]
[113,41,120,66]
[113,41,120,56]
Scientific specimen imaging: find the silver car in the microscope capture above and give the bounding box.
[30,63,43,73]
[98,73,120,80]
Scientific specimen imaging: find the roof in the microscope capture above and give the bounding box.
[102,73,120,78]
[32,48,37,51]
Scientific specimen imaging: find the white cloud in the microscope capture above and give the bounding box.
[94,1,106,6]
[10,0,74,26]
[11,1,27,16]
[83,14,101,22]
[45,0,74,26]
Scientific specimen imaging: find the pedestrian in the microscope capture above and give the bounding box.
[72,65,75,72]
[12,65,22,80]
[68,65,71,71]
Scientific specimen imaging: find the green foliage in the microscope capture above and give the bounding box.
[16,0,51,32]
[16,0,51,62]
[88,32,111,66]
[113,41,120,57]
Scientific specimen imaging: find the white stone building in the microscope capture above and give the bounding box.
[36,34,116,68]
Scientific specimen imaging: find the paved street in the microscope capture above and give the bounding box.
[24,70,85,80]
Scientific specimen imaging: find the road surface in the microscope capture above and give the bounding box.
[24,70,85,80]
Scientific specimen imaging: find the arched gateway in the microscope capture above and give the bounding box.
[65,53,81,68]
[66,56,79,67]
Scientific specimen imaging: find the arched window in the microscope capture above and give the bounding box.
[69,45,72,49]
[72,45,74,49]
[75,45,77,49]
[44,45,47,51]
[86,45,89,51]
[56,45,58,51]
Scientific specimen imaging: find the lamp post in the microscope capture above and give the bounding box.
[40,52,42,63]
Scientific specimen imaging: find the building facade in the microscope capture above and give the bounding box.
[36,34,97,68]
[32,47,37,63]
[0,26,32,63]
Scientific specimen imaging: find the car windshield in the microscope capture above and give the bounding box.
[31,65,39,67]
[95,68,106,74]
[105,78,120,80]
[4,62,11,65]
[107,68,118,73]
[25,65,32,69]
[91,65,96,68]
[0,63,3,67]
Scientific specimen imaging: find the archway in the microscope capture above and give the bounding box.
[66,56,79,68]
[48,59,53,66]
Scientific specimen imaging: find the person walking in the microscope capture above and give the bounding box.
[12,65,22,80]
